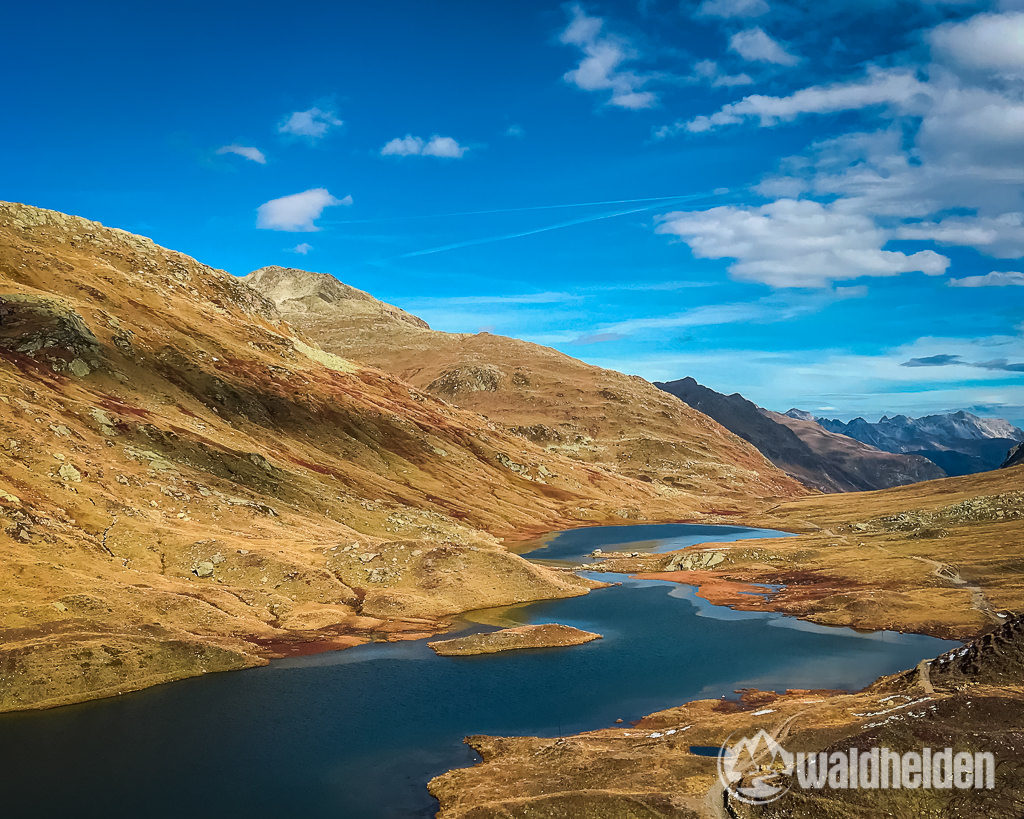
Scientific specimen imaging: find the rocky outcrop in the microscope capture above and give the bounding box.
[0,295,104,377]
[428,364,504,396]
[1002,443,1024,469]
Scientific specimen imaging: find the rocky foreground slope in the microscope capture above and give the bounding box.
[0,202,799,711]
[243,267,802,501]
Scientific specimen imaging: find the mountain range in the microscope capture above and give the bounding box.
[817,411,1024,476]
[656,377,946,493]
[1,198,1018,723]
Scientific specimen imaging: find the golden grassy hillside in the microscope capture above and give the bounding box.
[0,202,800,711]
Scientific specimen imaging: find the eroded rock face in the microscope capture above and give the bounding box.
[0,294,103,376]
[428,364,504,396]
[1002,443,1024,469]
[665,550,726,571]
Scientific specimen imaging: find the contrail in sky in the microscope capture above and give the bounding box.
[391,190,728,259]
[328,191,728,225]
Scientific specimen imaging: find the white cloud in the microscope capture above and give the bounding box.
[505,124,525,138]
[693,59,754,88]
[655,199,949,287]
[277,107,343,139]
[916,83,1024,169]
[653,9,1024,294]
[256,188,352,232]
[948,270,1024,287]
[216,144,266,164]
[678,67,927,134]
[291,242,313,255]
[380,135,423,156]
[380,134,468,158]
[728,28,800,66]
[422,135,467,158]
[696,0,769,18]
[559,4,657,109]
[897,213,1024,257]
[930,11,1024,74]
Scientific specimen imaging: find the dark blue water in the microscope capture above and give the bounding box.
[0,524,957,818]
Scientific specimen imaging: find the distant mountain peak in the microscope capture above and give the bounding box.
[784,408,816,422]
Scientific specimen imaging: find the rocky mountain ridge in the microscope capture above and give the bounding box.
[243,266,803,501]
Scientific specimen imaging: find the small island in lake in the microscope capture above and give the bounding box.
[428,624,602,656]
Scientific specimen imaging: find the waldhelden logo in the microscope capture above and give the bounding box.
[717,729,795,804]
[717,727,996,807]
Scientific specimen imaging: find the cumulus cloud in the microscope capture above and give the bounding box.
[291,242,313,255]
[380,134,468,158]
[278,107,343,139]
[216,144,266,164]
[930,11,1024,74]
[948,270,1024,287]
[652,8,1024,289]
[655,199,949,287]
[559,4,657,109]
[256,188,352,232]
[728,28,800,66]
[696,0,769,18]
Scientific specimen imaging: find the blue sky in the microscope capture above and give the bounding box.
[4,0,1023,424]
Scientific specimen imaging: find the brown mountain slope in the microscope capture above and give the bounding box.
[243,266,804,504]
[0,202,794,712]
